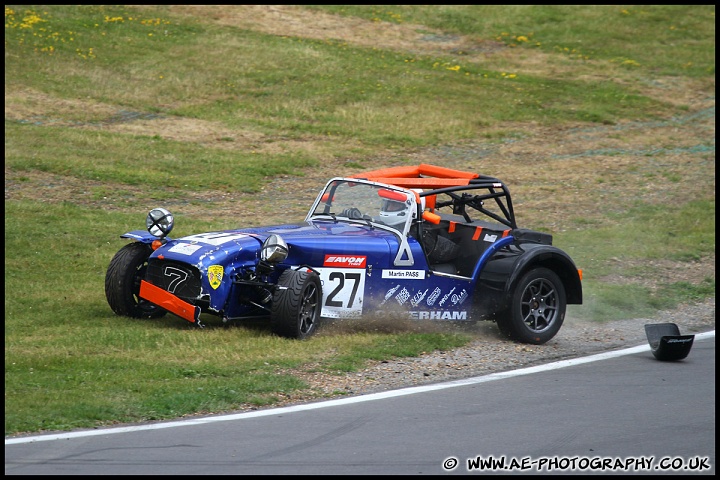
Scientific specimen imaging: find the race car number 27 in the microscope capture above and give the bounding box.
[316,268,365,318]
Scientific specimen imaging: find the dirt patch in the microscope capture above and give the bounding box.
[6,106,714,228]
[163,5,710,110]
[5,5,714,165]
[169,5,499,58]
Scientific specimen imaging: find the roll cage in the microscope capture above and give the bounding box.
[305,164,526,272]
[349,163,518,229]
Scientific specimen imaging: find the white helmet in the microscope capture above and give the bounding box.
[379,197,407,229]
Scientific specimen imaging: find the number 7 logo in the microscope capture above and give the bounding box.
[164,266,189,293]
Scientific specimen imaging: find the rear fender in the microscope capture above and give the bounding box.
[476,245,582,313]
[501,246,583,305]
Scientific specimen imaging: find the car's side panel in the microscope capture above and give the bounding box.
[360,238,482,321]
[371,273,477,321]
[284,227,394,319]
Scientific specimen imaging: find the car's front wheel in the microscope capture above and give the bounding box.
[270,269,322,339]
[105,242,167,319]
[496,267,566,345]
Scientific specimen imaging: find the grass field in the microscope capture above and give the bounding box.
[4,5,715,436]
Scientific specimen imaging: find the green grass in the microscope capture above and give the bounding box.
[4,5,682,150]
[4,122,317,192]
[560,199,715,321]
[4,5,715,436]
[563,199,716,272]
[311,5,716,77]
[570,277,715,322]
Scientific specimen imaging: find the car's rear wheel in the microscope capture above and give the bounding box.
[105,242,167,319]
[497,267,566,345]
[271,269,321,339]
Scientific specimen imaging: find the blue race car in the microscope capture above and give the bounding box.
[105,164,582,344]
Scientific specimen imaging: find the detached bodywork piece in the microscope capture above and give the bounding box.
[106,164,582,344]
[644,323,695,361]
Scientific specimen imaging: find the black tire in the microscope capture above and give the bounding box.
[105,242,167,319]
[270,269,321,339]
[496,267,566,345]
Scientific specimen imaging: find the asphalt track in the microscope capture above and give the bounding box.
[5,332,715,475]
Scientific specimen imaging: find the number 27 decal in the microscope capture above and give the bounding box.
[316,268,366,318]
[326,272,362,308]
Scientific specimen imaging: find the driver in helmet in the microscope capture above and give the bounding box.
[378,198,408,229]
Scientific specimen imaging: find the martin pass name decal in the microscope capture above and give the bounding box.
[381,269,425,280]
[323,255,367,268]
